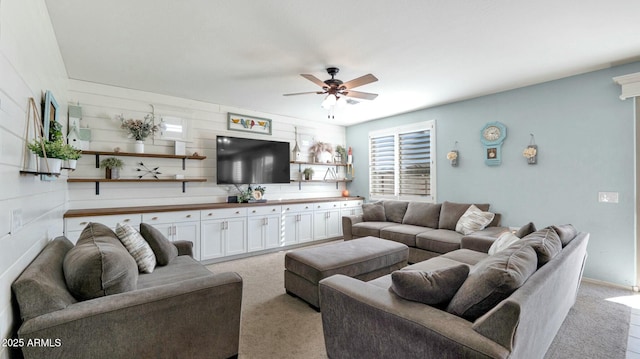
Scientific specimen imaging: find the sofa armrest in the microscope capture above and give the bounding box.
[342,215,363,241]
[173,240,193,257]
[18,272,243,359]
[319,275,509,359]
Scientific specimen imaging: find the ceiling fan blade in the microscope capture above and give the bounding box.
[341,74,378,89]
[300,74,328,88]
[283,91,325,96]
[342,90,378,100]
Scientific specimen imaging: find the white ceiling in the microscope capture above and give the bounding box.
[45,0,640,126]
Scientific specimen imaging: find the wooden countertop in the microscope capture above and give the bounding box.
[64,196,364,218]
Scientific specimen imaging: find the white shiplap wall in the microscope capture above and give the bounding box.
[0,1,69,358]
[67,80,348,209]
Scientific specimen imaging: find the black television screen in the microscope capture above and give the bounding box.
[216,136,290,184]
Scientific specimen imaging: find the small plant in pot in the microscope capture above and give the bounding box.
[100,157,124,179]
[27,139,66,174]
[61,145,82,170]
[303,167,314,181]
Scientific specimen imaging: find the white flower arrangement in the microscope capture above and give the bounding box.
[446,151,458,160]
[117,113,158,141]
[523,147,537,159]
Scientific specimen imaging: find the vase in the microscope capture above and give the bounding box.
[105,167,120,179]
[39,157,62,174]
[63,159,77,170]
[134,140,144,154]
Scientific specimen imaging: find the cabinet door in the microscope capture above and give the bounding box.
[200,220,225,260]
[313,210,329,240]
[247,216,266,252]
[297,212,314,243]
[174,221,201,261]
[225,217,247,256]
[326,209,342,238]
[264,215,282,249]
[283,213,300,246]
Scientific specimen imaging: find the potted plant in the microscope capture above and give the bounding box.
[117,113,158,153]
[27,139,66,174]
[335,145,347,163]
[62,145,82,170]
[303,167,314,181]
[100,157,124,179]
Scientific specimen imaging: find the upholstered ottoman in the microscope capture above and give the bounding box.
[284,236,409,309]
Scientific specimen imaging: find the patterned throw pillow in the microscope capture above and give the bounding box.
[116,223,156,273]
[488,231,521,255]
[455,205,495,235]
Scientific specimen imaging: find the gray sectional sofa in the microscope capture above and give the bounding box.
[342,200,508,263]
[12,222,243,359]
[320,224,588,359]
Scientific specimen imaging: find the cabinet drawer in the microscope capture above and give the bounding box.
[247,205,282,217]
[341,200,363,208]
[65,214,142,231]
[201,207,248,220]
[142,210,200,223]
[313,201,341,211]
[282,203,314,213]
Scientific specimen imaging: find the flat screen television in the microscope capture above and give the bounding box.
[216,136,290,184]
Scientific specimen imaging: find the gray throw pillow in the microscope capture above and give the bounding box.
[520,227,562,267]
[514,222,536,238]
[391,265,469,306]
[446,243,537,321]
[140,223,179,266]
[551,224,578,247]
[438,202,490,230]
[362,202,386,221]
[63,223,138,301]
[402,202,441,228]
[383,201,409,223]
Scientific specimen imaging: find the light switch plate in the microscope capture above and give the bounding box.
[598,192,619,203]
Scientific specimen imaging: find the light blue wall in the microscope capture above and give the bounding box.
[346,61,640,286]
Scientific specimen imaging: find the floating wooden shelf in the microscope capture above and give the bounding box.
[20,170,61,176]
[290,161,349,167]
[81,150,206,170]
[290,161,353,190]
[67,178,207,195]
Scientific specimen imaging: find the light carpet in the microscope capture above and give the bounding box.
[208,247,633,359]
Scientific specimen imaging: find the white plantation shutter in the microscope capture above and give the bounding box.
[369,121,435,201]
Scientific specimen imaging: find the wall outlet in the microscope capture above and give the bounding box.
[11,209,23,234]
[598,192,619,203]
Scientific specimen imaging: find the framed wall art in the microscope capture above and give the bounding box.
[227,113,272,135]
[42,90,59,140]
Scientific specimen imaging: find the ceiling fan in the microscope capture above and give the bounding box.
[283,67,378,102]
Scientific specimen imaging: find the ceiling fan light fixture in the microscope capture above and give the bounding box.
[322,94,337,109]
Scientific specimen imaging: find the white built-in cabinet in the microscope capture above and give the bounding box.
[64,198,364,263]
[200,208,247,260]
[247,205,282,252]
[313,202,342,240]
[283,203,314,245]
[142,210,201,260]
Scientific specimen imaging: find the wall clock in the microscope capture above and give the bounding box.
[480,121,507,166]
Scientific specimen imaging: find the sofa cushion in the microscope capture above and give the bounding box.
[63,222,138,301]
[455,205,495,235]
[438,202,490,230]
[441,249,489,266]
[551,224,578,247]
[416,229,464,254]
[140,223,178,266]
[391,265,469,306]
[488,231,521,255]
[116,223,157,273]
[402,202,441,228]
[380,224,434,247]
[137,256,213,289]
[12,237,78,321]
[514,222,537,238]
[520,228,562,267]
[352,222,397,238]
[446,243,538,321]
[383,201,409,223]
[362,202,386,221]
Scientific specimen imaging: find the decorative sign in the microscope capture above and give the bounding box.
[227,113,272,135]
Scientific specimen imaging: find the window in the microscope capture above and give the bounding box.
[369,121,435,202]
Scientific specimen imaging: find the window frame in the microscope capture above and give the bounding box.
[368,120,436,202]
